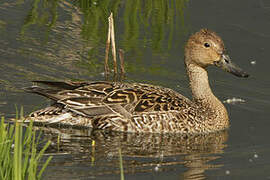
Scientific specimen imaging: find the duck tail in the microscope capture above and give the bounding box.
[23,86,61,101]
[32,81,87,90]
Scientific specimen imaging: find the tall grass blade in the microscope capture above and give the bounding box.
[118,147,124,180]
[0,108,52,179]
[14,121,22,180]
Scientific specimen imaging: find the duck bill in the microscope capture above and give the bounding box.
[214,54,249,78]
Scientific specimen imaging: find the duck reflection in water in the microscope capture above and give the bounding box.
[41,127,228,179]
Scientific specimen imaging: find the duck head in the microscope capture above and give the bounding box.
[185,29,249,78]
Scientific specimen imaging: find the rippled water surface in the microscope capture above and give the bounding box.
[1,0,270,179]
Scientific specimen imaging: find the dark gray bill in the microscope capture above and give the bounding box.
[214,54,249,78]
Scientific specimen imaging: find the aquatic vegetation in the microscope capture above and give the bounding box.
[119,147,124,180]
[0,110,52,180]
[17,0,189,77]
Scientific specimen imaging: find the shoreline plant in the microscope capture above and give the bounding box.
[0,110,52,180]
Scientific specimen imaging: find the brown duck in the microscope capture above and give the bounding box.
[24,29,249,134]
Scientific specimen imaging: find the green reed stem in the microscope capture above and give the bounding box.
[0,108,52,180]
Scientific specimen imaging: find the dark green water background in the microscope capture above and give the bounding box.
[0,0,270,179]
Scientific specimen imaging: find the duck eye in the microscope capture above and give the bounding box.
[204,43,210,48]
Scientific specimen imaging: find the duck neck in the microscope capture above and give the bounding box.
[185,62,229,129]
[186,63,223,109]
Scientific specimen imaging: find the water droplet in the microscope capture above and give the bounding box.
[100,72,105,77]
[154,164,161,172]
[250,60,256,65]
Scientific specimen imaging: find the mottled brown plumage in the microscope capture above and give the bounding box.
[23,29,249,134]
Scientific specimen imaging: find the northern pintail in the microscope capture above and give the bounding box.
[23,29,249,134]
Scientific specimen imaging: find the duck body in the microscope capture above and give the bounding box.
[25,80,227,134]
[24,29,248,134]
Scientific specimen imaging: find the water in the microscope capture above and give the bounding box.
[1,0,270,179]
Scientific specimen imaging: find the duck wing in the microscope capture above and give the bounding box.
[25,81,193,120]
